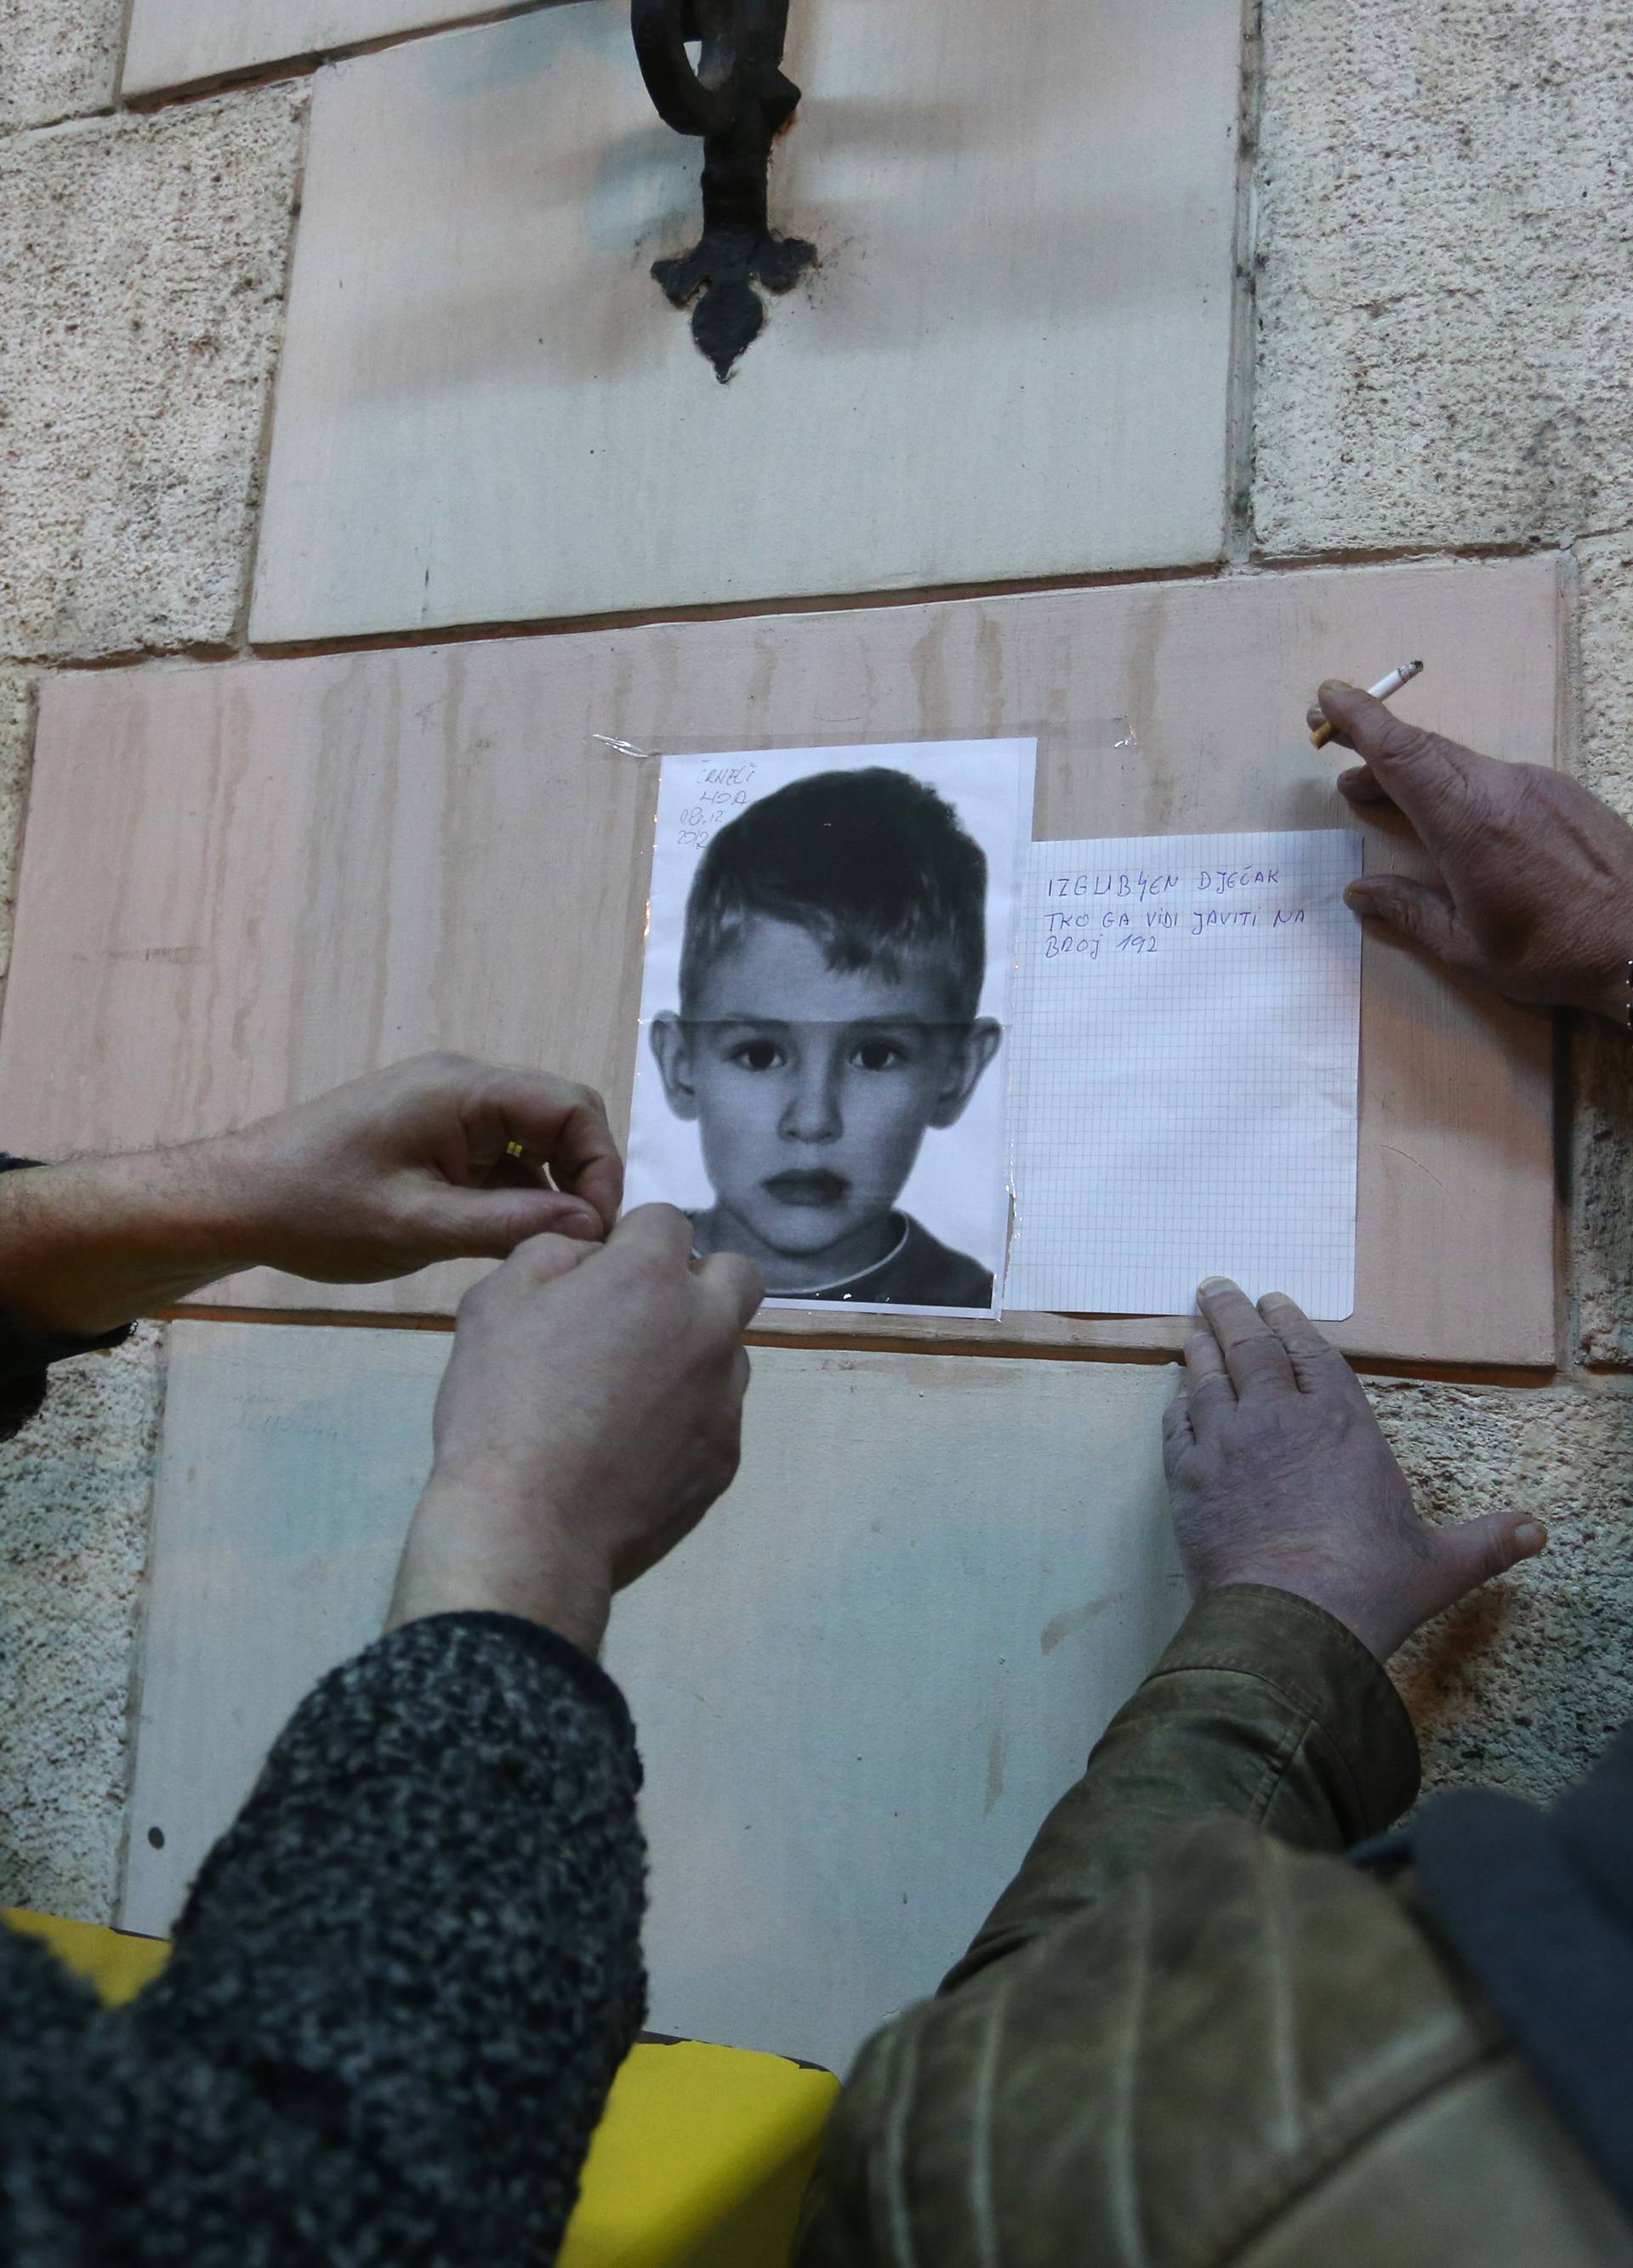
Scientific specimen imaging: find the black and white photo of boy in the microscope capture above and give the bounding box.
[627,742,1032,1315]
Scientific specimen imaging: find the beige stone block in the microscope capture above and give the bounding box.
[0,1326,163,1922]
[0,89,306,660]
[250,0,1241,642]
[0,0,124,131]
[0,559,1564,1364]
[123,1325,1181,2068]
[0,673,34,1018]
[122,0,538,99]
[1384,1378,1633,1804]
[1255,2,1633,555]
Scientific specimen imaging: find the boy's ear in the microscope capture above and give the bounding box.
[927,1019,1003,1129]
[649,1013,700,1121]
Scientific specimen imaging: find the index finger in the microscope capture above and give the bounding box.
[1316,684,1491,852]
[1196,1276,1296,1399]
[486,1072,624,1236]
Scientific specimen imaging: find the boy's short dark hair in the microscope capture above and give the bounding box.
[679,767,989,1020]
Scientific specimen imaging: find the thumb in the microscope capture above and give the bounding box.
[419,1183,607,1260]
[1417,1511,1547,1624]
[1343,874,1464,963]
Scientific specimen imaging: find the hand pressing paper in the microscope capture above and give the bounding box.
[1004,830,1363,1320]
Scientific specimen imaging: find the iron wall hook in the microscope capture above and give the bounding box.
[632,0,816,380]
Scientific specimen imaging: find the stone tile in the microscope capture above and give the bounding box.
[250,0,1240,642]
[0,1327,163,1921]
[122,1,538,99]
[1,562,1562,1364]
[0,0,124,132]
[0,673,34,1020]
[1381,1378,1633,1803]
[1255,2,1633,555]
[0,89,306,660]
[125,1327,1181,2068]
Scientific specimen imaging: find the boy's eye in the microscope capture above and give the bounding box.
[850,1037,908,1071]
[726,1037,786,1071]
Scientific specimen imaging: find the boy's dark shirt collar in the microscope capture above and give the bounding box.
[782,1213,993,1311]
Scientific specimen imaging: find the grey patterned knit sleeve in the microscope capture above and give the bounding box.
[0,1611,647,2267]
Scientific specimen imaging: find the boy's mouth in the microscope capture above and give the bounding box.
[761,1169,851,1208]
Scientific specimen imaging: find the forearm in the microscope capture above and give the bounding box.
[945,1583,1419,1991]
[2,1615,646,2266]
[0,1139,255,1338]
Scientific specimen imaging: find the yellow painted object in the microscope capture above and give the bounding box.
[560,2037,837,2268]
[3,1907,172,2006]
[3,1910,838,2267]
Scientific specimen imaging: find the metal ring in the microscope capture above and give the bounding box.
[632,0,791,139]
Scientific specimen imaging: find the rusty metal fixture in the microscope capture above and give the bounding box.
[632,0,816,381]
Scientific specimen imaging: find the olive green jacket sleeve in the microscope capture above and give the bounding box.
[799,1586,1633,2268]
[944,1580,1420,1992]
[797,1587,1445,2268]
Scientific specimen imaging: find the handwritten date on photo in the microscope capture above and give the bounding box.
[676,763,759,851]
[1041,865,1308,961]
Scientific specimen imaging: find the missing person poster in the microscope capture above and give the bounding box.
[625,739,1035,1317]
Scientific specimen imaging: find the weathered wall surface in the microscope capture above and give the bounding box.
[0,674,33,1022]
[0,0,124,133]
[0,88,306,660]
[3,0,1633,1921]
[0,1329,162,1916]
[1254,0,1633,1793]
[1255,0,1633,555]
[0,56,307,1915]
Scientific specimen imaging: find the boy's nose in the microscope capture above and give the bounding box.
[780,1060,843,1143]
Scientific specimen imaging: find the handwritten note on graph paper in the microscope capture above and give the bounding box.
[1004,831,1364,1320]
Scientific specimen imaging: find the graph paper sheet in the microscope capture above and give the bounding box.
[1004,830,1363,1319]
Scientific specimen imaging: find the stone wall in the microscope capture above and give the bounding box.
[4,0,1633,1916]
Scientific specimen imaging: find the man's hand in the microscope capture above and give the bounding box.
[1312,681,1633,1021]
[0,1054,623,1340]
[222,1054,623,1282]
[1164,1277,1546,1660]
[389,1207,763,1655]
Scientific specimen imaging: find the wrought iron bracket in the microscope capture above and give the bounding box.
[632,0,816,381]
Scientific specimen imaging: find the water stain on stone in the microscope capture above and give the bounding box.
[1040,1589,1129,1655]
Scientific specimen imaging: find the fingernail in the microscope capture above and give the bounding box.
[1513,1521,1547,1555]
[1317,679,1357,697]
[1198,1276,1236,1295]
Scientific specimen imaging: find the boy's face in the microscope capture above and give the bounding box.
[651,916,1000,1270]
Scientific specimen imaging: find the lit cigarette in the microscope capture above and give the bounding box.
[1310,658,1425,749]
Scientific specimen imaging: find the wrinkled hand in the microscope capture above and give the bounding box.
[0,1053,625,1342]
[224,1053,624,1283]
[1312,683,1633,1020]
[1163,1277,1545,1659]
[390,1206,763,1653]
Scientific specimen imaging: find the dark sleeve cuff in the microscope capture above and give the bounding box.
[401,1608,635,1741]
[0,1154,132,1435]
[1152,1583,1421,1840]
